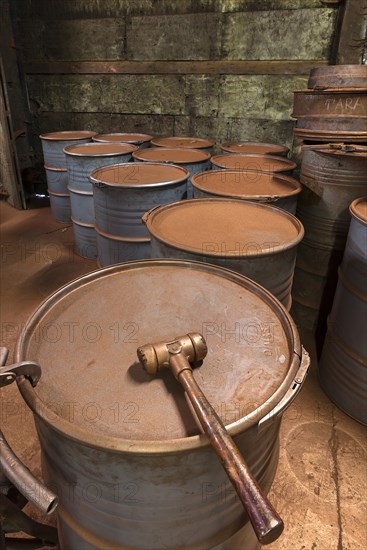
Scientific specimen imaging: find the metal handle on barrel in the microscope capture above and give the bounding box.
[0,347,58,515]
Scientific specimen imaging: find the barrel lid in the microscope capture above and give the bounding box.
[145,199,303,257]
[220,141,289,156]
[16,260,301,450]
[191,170,301,199]
[350,196,367,225]
[301,144,367,158]
[151,136,215,149]
[132,147,210,164]
[308,65,367,89]
[93,133,153,144]
[211,154,296,172]
[40,131,96,141]
[64,142,138,156]
[90,162,189,188]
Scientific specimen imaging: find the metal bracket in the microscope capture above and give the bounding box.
[0,362,41,389]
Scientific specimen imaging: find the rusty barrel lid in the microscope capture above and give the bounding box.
[350,196,367,225]
[132,147,210,164]
[144,198,303,257]
[301,143,367,159]
[15,259,302,451]
[64,142,138,157]
[308,65,367,89]
[220,141,289,157]
[191,170,301,200]
[151,136,215,149]
[40,131,97,141]
[93,132,153,144]
[89,162,190,188]
[211,153,297,173]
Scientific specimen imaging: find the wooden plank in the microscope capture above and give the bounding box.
[336,0,367,63]
[24,60,327,75]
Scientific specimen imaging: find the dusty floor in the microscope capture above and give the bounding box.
[0,201,366,550]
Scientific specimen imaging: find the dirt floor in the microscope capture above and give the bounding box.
[0,201,366,550]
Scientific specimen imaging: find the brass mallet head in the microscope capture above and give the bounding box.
[137,332,207,375]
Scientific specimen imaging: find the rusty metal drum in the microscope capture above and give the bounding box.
[93,133,153,148]
[143,198,304,310]
[308,65,367,89]
[90,163,189,266]
[133,147,211,199]
[151,136,215,154]
[219,142,289,157]
[15,259,310,549]
[319,197,367,424]
[210,154,296,175]
[191,170,301,214]
[47,190,72,223]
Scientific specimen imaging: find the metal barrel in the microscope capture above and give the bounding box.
[44,166,69,194]
[151,136,215,154]
[219,141,289,157]
[191,170,301,214]
[93,133,153,148]
[47,190,72,223]
[64,142,139,259]
[15,259,309,550]
[292,89,367,142]
[210,154,296,175]
[90,162,190,266]
[291,145,367,340]
[132,147,211,199]
[319,197,367,424]
[143,198,304,310]
[40,131,96,168]
[308,65,367,89]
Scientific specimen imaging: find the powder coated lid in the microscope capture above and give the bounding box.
[16,260,301,447]
[191,170,301,199]
[151,136,215,149]
[220,141,289,156]
[350,196,367,225]
[93,133,153,144]
[144,198,303,257]
[64,142,138,156]
[40,131,96,141]
[211,154,296,172]
[132,147,210,164]
[89,162,189,188]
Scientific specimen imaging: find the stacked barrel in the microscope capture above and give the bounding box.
[40,131,96,222]
[291,65,367,351]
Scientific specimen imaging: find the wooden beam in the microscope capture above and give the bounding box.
[24,60,327,76]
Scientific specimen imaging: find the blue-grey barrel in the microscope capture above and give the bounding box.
[219,141,289,157]
[93,132,153,148]
[191,170,301,214]
[151,136,215,155]
[40,131,96,223]
[210,154,296,176]
[143,198,304,310]
[132,147,211,199]
[64,142,139,259]
[90,162,190,267]
[319,197,367,424]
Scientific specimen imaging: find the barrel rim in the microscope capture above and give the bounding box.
[293,88,367,94]
[191,170,301,199]
[132,146,211,163]
[219,141,289,155]
[93,132,153,143]
[210,153,297,172]
[144,198,304,257]
[63,142,138,157]
[151,136,216,149]
[44,165,68,172]
[89,162,190,188]
[15,259,302,454]
[350,196,367,225]
[40,131,97,141]
[47,189,70,198]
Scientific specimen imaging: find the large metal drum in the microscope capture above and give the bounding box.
[319,197,367,424]
[308,64,367,89]
[219,142,289,157]
[151,136,215,154]
[192,170,301,214]
[15,259,310,549]
[144,198,304,310]
[210,154,296,175]
[93,133,153,148]
[133,147,211,199]
[90,163,189,266]
[64,143,138,259]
